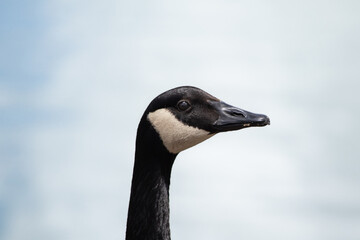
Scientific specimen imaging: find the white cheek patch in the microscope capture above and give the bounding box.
[147,108,215,154]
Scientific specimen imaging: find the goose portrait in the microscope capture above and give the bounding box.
[126,86,270,240]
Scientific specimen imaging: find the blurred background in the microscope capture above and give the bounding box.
[1,0,360,239]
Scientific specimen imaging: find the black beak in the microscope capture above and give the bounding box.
[210,101,270,132]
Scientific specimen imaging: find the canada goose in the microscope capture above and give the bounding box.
[126,86,270,240]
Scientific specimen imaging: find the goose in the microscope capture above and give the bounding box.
[126,86,270,240]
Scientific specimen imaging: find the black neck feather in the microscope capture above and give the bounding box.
[126,119,177,240]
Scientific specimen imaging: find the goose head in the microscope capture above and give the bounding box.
[141,86,270,154]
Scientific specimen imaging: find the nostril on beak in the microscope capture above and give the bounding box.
[227,108,246,118]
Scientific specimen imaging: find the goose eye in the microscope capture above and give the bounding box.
[177,100,191,111]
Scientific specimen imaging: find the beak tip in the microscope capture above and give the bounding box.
[264,116,270,126]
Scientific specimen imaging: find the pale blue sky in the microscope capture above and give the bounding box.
[1,0,360,239]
